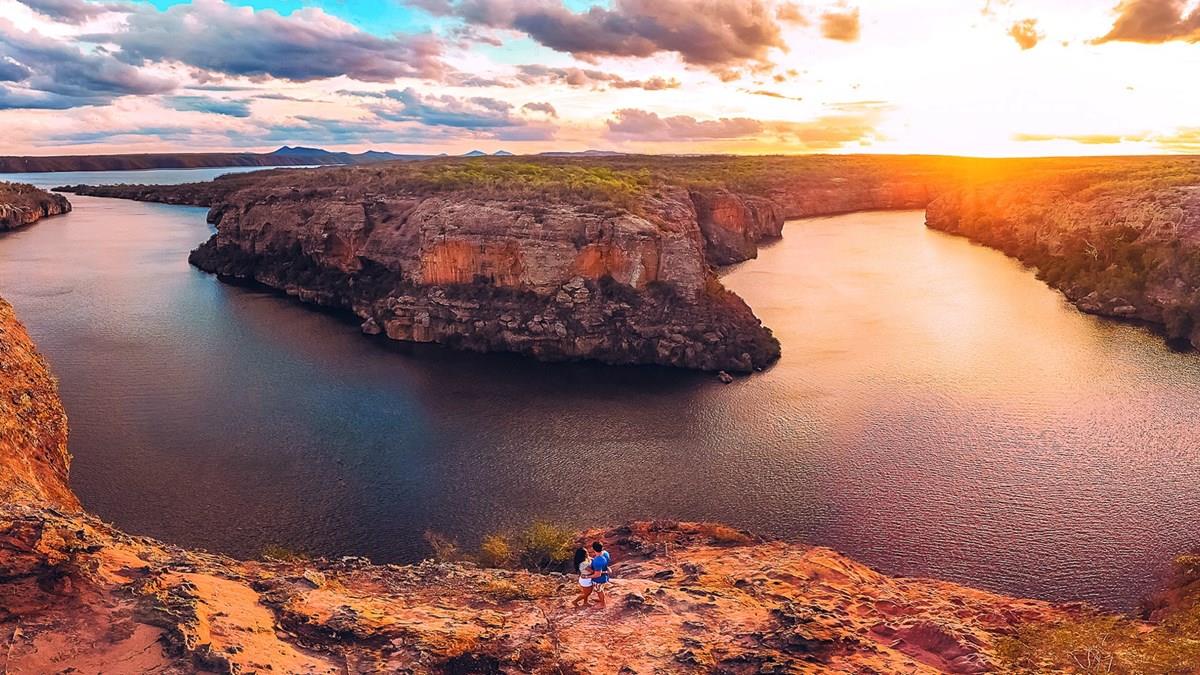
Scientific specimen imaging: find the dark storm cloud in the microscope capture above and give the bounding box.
[169,95,252,117]
[88,0,447,83]
[819,8,860,42]
[415,0,807,71]
[0,20,174,108]
[1094,0,1200,43]
[515,64,679,90]
[1008,18,1042,49]
[0,58,32,82]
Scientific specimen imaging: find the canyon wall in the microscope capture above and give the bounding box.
[186,173,781,372]
[926,157,1200,350]
[0,182,71,231]
[0,299,79,510]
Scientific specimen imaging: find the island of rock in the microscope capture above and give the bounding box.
[61,155,970,372]
[0,182,71,231]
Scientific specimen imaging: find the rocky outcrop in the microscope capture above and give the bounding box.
[0,182,71,231]
[689,188,785,265]
[187,174,780,372]
[0,299,79,510]
[925,157,1200,350]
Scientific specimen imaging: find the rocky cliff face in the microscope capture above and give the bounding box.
[0,299,79,510]
[186,173,780,372]
[925,158,1200,350]
[0,182,71,231]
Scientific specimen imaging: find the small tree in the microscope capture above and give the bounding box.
[517,521,575,571]
[479,533,514,568]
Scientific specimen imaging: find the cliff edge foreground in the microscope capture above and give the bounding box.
[9,295,1196,673]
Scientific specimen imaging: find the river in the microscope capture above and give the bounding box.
[3,168,1200,611]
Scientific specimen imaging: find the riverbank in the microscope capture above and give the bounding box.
[926,156,1200,351]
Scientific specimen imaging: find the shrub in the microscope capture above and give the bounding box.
[699,523,753,546]
[424,530,461,562]
[478,534,514,568]
[516,521,575,571]
[259,544,310,562]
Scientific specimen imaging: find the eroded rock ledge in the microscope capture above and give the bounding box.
[925,156,1200,350]
[0,182,71,231]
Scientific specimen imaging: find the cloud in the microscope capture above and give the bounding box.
[89,0,447,83]
[522,101,557,117]
[1012,132,1151,144]
[742,88,802,100]
[0,57,32,82]
[605,107,880,148]
[0,20,174,108]
[514,64,679,90]
[820,8,860,42]
[15,0,122,24]
[420,0,807,73]
[1008,18,1043,49]
[371,87,540,131]
[169,95,252,117]
[606,108,765,140]
[1093,0,1200,44]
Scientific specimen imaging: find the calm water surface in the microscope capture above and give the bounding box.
[3,169,1200,611]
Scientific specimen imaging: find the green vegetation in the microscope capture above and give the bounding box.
[259,543,311,562]
[424,521,577,573]
[997,552,1200,673]
[408,160,652,206]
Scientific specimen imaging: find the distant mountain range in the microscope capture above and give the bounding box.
[0,146,624,174]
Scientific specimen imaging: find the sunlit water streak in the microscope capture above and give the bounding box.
[3,169,1199,611]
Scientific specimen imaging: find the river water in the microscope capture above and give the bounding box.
[3,168,1200,611]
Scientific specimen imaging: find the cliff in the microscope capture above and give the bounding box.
[62,155,978,372]
[0,182,71,231]
[925,156,1200,350]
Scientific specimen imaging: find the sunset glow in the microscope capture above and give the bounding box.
[2,0,1199,157]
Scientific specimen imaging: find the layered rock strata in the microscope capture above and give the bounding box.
[185,174,781,371]
[0,182,71,231]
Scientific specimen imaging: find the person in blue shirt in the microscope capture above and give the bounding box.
[589,541,612,608]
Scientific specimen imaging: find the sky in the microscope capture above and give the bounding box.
[0,0,1198,157]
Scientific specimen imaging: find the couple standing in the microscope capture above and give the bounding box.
[572,541,612,608]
